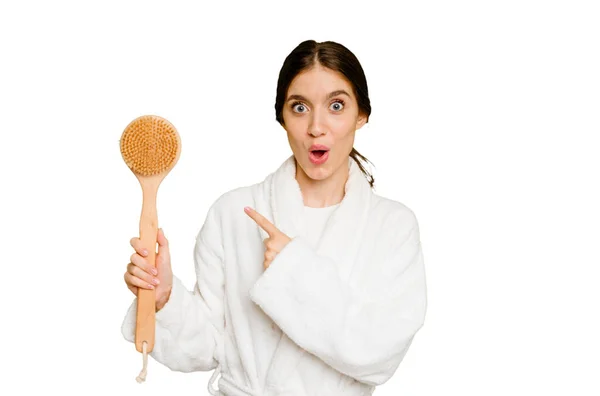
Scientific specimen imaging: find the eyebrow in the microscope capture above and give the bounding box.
[286,89,351,103]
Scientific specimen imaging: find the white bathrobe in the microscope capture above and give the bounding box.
[121,154,427,396]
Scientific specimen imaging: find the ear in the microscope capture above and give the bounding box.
[355,112,368,130]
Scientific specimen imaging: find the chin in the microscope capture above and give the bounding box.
[298,158,331,180]
[307,168,330,181]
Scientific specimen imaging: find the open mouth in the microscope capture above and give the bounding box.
[309,149,330,164]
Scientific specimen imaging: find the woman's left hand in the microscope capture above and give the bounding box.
[244,206,292,270]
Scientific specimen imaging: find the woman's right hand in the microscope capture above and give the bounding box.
[124,228,173,312]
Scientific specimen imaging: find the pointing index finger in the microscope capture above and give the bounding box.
[244,207,277,236]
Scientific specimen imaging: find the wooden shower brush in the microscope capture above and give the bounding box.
[119,115,181,383]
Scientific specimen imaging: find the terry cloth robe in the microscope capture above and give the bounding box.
[121,154,427,396]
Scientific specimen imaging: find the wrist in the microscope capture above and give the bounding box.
[155,287,172,312]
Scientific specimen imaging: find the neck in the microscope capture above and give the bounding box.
[295,157,348,208]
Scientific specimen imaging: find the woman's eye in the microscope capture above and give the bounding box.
[292,102,307,113]
[330,100,344,111]
[291,100,344,113]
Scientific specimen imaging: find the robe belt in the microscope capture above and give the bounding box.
[208,363,262,396]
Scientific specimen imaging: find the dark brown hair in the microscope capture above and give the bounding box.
[274,40,375,189]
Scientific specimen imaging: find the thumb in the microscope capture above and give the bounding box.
[157,228,169,256]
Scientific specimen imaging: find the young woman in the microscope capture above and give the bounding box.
[122,39,427,396]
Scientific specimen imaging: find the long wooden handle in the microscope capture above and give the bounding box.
[135,184,158,353]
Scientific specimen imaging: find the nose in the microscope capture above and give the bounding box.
[307,109,327,137]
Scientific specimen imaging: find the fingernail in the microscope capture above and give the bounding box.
[244,207,251,212]
[148,284,154,289]
[152,268,158,275]
[152,278,160,285]
[143,249,148,256]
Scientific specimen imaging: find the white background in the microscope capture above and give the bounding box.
[1,0,598,394]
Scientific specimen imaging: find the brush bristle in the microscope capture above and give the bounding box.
[120,115,179,176]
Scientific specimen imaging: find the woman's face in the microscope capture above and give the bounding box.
[282,64,367,182]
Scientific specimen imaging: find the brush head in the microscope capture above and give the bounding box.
[120,115,181,177]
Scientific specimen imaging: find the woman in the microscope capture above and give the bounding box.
[122,39,427,396]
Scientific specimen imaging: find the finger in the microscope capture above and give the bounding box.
[263,237,272,249]
[264,251,276,261]
[130,253,158,276]
[264,258,272,270]
[157,228,169,257]
[124,271,155,290]
[244,207,278,237]
[130,237,149,257]
[124,272,139,295]
[263,238,278,252]
[127,262,159,286]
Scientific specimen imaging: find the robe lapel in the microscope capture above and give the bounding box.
[256,154,373,391]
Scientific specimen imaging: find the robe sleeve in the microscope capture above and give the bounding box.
[121,203,225,373]
[248,216,427,386]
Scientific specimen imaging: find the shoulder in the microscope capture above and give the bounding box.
[370,193,421,247]
[205,180,263,220]
[371,193,419,229]
[195,182,259,248]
